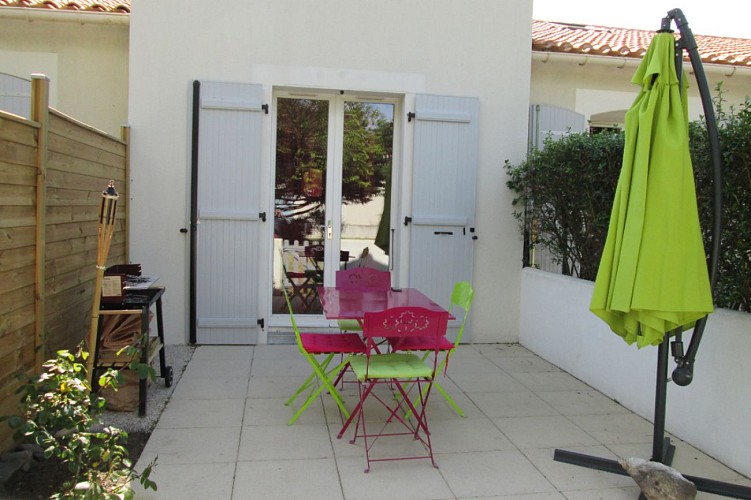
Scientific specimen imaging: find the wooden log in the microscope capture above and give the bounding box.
[0,320,34,361]
[0,245,35,269]
[0,284,34,316]
[0,206,35,228]
[0,265,35,295]
[0,161,36,186]
[0,226,35,251]
[49,112,126,154]
[0,115,38,146]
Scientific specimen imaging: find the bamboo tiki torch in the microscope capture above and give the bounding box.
[85,180,119,386]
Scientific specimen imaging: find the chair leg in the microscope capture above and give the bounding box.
[396,379,438,469]
[287,355,351,425]
[285,353,335,406]
[433,381,465,417]
[401,351,464,419]
[350,378,438,471]
[284,370,318,406]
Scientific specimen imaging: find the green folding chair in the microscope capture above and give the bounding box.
[282,287,366,425]
[388,281,475,417]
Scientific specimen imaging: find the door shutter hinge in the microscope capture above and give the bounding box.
[403,216,412,226]
[257,318,264,329]
[262,104,269,114]
[407,112,416,122]
[259,211,266,222]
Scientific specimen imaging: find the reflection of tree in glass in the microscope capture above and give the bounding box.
[343,102,392,204]
[276,99,328,224]
[275,98,393,241]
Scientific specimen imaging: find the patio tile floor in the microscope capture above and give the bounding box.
[133,344,751,499]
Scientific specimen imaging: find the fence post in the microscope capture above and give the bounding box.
[121,124,130,264]
[31,75,50,370]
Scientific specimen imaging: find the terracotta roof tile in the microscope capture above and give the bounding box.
[0,0,129,13]
[533,20,751,68]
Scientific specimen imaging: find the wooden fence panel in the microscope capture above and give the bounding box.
[0,79,129,453]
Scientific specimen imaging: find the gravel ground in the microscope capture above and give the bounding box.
[99,344,195,433]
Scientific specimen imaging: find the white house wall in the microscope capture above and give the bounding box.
[0,10,129,137]
[531,54,751,127]
[128,0,533,345]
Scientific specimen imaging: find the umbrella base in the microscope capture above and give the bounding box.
[553,449,751,499]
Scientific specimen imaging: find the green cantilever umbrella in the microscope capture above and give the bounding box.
[556,13,751,498]
[589,31,713,349]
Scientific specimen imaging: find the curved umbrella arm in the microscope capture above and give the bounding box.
[660,9,723,385]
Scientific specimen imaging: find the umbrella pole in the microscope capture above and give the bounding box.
[650,335,675,464]
[667,7,724,387]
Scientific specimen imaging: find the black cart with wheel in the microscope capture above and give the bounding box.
[93,286,173,416]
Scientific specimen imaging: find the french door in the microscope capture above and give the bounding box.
[272,92,396,316]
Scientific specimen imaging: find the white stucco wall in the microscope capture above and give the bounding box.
[128,0,532,345]
[520,268,751,478]
[531,54,751,127]
[0,9,129,137]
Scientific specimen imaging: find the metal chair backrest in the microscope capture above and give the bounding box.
[335,267,391,290]
[448,281,475,346]
[363,306,448,354]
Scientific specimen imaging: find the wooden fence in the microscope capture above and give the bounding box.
[0,76,129,452]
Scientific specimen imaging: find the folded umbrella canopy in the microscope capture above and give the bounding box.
[590,32,713,348]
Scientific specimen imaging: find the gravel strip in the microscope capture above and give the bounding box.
[99,344,195,434]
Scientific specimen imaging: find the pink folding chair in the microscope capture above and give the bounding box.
[340,306,449,472]
[335,267,391,290]
[335,268,391,333]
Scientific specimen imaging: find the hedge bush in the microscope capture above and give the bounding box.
[504,130,623,280]
[505,92,750,312]
[690,94,751,311]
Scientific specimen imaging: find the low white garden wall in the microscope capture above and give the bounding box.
[519,268,751,478]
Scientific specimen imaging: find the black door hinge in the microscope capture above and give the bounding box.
[404,216,412,226]
[257,318,264,329]
[407,112,416,122]
[262,104,269,114]
[259,211,266,222]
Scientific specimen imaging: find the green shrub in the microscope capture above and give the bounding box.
[505,89,750,312]
[691,93,751,311]
[2,346,157,499]
[504,130,623,280]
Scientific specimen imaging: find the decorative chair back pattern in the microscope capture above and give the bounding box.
[363,307,448,351]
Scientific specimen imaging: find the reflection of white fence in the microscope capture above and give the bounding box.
[273,238,389,290]
[273,239,316,289]
[530,244,562,274]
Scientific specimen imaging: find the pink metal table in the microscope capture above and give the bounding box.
[317,287,453,321]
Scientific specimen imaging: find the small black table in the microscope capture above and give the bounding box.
[94,287,173,416]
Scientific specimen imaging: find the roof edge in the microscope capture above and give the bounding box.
[532,50,751,77]
[0,6,129,24]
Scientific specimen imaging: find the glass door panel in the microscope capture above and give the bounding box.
[273,98,328,315]
[340,101,393,271]
[272,95,395,317]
